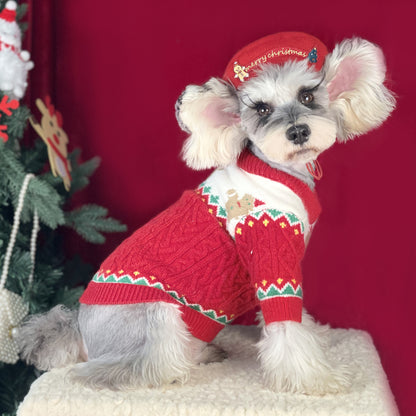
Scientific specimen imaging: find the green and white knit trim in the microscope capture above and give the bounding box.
[92,272,234,325]
[257,282,303,301]
[242,208,305,233]
[198,182,228,219]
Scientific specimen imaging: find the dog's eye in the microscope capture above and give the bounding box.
[299,92,314,106]
[255,102,272,117]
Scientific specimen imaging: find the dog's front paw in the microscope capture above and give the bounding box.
[263,355,351,395]
[258,321,351,395]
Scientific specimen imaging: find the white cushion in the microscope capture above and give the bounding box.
[17,326,398,416]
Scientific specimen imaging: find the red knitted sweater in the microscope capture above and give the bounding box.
[80,151,321,342]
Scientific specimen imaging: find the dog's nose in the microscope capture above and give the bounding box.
[286,124,311,145]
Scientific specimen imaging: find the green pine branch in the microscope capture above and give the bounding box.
[67,149,100,195]
[65,204,126,244]
[3,105,31,140]
[19,138,49,173]
[0,141,65,228]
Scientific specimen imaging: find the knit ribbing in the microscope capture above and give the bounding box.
[181,306,225,343]
[261,297,303,324]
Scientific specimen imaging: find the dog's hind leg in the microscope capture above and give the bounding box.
[73,302,194,390]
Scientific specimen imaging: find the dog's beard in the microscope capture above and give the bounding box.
[254,116,337,164]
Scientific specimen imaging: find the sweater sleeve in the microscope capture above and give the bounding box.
[234,209,306,324]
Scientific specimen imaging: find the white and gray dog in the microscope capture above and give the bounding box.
[19,32,395,395]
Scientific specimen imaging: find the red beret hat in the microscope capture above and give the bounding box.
[223,32,328,88]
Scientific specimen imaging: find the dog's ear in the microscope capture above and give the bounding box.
[175,77,245,170]
[324,38,396,141]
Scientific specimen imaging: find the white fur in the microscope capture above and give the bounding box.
[256,115,337,164]
[257,320,351,395]
[19,302,224,391]
[256,310,352,394]
[73,303,194,390]
[179,78,245,169]
[242,60,323,107]
[18,305,83,371]
[324,38,396,140]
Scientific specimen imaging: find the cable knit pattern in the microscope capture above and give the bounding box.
[80,150,321,342]
[235,209,305,323]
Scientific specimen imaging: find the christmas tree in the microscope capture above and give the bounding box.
[0,2,126,414]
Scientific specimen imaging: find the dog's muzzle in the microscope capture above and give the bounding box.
[286,124,311,145]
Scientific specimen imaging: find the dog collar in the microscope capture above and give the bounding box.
[306,160,323,180]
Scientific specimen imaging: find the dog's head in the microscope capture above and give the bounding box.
[176,32,395,171]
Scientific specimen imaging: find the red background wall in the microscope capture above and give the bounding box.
[27,0,415,414]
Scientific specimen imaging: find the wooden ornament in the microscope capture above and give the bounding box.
[30,96,72,191]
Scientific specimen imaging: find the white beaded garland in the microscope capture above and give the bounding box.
[0,174,39,364]
[0,288,28,363]
[11,326,19,338]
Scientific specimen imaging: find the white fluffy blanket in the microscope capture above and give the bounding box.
[17,326,398,416]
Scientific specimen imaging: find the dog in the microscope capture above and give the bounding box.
[18,32,395,395]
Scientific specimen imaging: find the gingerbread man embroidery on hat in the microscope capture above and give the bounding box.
[233,61,249,82]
